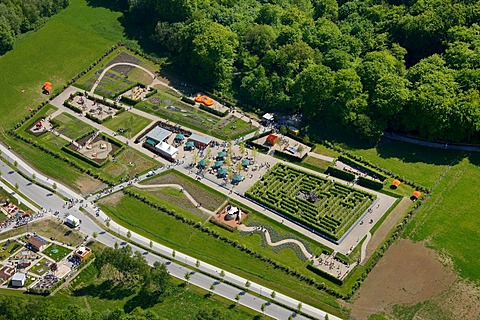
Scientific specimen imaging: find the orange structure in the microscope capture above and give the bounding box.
[392,179,401,187]
[195,95,214,106]
[43,82,52,93]
[413,191,422,198]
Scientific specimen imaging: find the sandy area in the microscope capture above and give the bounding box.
[350,239,457,319]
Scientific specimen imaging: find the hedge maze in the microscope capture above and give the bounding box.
[246,164,375,240]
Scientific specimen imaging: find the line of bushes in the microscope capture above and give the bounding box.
[181,96,196,105]
[357,176,384,190]
[338,155,387,182]
[121,189,350,299]
[325,167,356,182]
[199,104,229,117]
[306,264,343,286]
[274,149,307,163]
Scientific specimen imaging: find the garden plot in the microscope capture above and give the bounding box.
[246,163,375,241]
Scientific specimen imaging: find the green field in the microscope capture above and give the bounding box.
[247,164,375,240]
[29,259,51,276]
[97,193,346,317]
[44,244,72,262]
[0,0,124,131]
[102,111,152,139]
[405,155,480,283]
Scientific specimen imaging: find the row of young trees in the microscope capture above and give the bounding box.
[0,0,69,54]
[124,0,480,143]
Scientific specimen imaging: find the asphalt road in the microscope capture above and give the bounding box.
[0,155,332,319]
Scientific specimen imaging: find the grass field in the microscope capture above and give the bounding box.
[0,0,124,131]
[404,155,480,283]
[97,192,347,317]
[29,259,51,276]
[51,112,96,139]
[44,244,72,262]
[302,156,332,172]
[102,112,152,139]
[0,240,23,260]
[143,170,227,211]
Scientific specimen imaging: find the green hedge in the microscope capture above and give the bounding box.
[338,155,387,182]
[181,96,196,105]
[120,95,139,106]
[306,264,343,286]
[274,149,307,163]
[63,101,82,114]
[199,104,229,117]
[357,176,384,190]
[325,167,355,182]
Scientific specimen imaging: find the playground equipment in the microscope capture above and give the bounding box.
[100,143,107,150]
[86,144,93,150]
[195,95,214,106]
[42,82,52,95]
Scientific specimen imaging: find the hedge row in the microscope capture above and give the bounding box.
[325,167,356,182]
[199,104,229,117]
[357,176,384,190]
[274,149,307,163]
[338,155,387,182]
[121,189,350,299]
[306,264,343,286]
[181,96,196,105]
[9,131,114,186]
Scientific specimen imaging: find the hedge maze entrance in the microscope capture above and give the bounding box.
[246,164,375,241]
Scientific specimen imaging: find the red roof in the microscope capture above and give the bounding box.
[266,134,278,144]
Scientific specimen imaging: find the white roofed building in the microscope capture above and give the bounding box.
[155,141,178,161]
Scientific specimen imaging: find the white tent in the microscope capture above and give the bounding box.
[262,113,274,121]
[65,215,80,228]
[155,141,178,159]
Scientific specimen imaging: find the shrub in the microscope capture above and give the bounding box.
[181,96,196,105]
[325,167,355,182]
[357,176,384,190]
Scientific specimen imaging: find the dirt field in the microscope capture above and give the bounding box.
[350,239,457,319]
[75,176,106,196]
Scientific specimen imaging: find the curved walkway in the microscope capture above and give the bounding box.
[360,232,372,264]
[90,62,156,95]
[133,182,215,216]
[240,225,312,259]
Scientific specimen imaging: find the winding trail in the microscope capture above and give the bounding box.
[240,225,312,260]
[90,62,156,95]
[360,232,372,263]
[133,183,215,216]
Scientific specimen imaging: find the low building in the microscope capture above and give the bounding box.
[145,126,172,145]
[262,113,274,123]
[73,246,92,262]
[155,141,178,161]
[27,235,47,252]
[65,215,80,228]
[17,259,31,269]
[265,134,278,146]
[11,272,26,287]
[188,133,211,149]
[0,266,16,281]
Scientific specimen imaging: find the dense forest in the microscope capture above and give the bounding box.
[120,0,480,143]
[0,0,69,54]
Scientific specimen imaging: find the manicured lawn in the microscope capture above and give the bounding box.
[0,241,23,260]
[102,111,152,139]
[344,138,463,189]
[51,112,96,139]
[404,156,480,283]
[143,170,227,211]
[313,144,340,158]
[0,0,124,130]
[97,193,347,317]
[302,155,332,172]
[29,259,51,276]
[43,244,72,262]
[103,148,160,182]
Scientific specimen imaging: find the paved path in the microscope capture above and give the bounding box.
[0,143,340,320]
[307,151,335,162]
[240,225,312,259]
[133,182,215,216]
[360,232,371,263]
[90,62,156,95]
[384,132,480,152]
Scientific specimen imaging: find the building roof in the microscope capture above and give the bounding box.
[66,215,80,226]
[175,133,185,140]
[188,133,211,145]
[266,134,278,142]
[262,113,274,121]
[185,141,195,147]
[227,206,239,215]
[155,141,178,157]
[11,272,26,282]
[146,126,172,143]
[28,235,46,249]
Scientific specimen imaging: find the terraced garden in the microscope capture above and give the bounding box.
[246,164,375,240]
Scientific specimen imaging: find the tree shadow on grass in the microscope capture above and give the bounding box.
[73,279,136,300]
[374,138,465,167]
[123,289,164,313]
